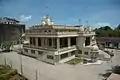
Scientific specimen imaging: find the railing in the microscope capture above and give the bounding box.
[26,32,78,36]
[58,45,77,52]
[78,31,95,36]
[26,32,58,35]
[23,44,77,52]
[57,32,78,35]
[23,44,57,51]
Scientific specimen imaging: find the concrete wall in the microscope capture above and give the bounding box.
[23,48,56,64]
[59,55,75,63]
[76,36,85,49]
[0,23,25,45]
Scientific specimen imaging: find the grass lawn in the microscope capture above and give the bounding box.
[0,65,12,75]
[0,65,28,80]
[66,58,82,65]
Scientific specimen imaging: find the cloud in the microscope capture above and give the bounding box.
[20,15,32,21]
[93,22,111,28]
[95,22,111,27]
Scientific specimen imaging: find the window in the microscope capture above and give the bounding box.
[78,50,82,54]
[71,51,75,55]
[48,30,51,32]
[30,37,32,44]
[53,38,57,49]
[31,50,35,54]
[38,38,41,46]
[84,52,88,55]
[85,37,90,46]
[71,37,76,46]
[47,55,54,59]
[48,38,52,46]
[44,30,47,32]
[60,53,68,59]
[60,38,68,48]
[24,49,28,52]
[38,51,43,55]
[33,37,36,45]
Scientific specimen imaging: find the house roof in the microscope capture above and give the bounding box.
[0,17,20,23]
[96,37,120,43]
[107,73,120,80]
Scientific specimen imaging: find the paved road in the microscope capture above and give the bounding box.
[0,49,120,80]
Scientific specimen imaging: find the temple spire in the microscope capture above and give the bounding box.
[41,15,54,26]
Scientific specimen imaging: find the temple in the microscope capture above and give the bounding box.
[23,15,99,65]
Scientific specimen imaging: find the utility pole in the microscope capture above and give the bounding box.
[19,54,23,75]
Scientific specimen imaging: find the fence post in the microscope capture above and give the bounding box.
[4,57,7,66]
[19,54,23,75]
[10,60,12,68]
[35,70,38,80]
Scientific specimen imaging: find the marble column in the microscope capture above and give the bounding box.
[52,38,54,48]
[68,37,71,47]
[57,38,60,49]
[41,38,44,46]
[35,37,38,46]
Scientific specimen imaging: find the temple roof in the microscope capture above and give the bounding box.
[29,15,92,32]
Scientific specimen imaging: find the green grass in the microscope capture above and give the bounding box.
[0,65,12,75]
[66,58,82,65]
[0,65,17,80]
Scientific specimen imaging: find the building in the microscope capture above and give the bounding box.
[23,15,99,64]
[107,73,120,80]
[96,37,120,49]
[0,17,25,45]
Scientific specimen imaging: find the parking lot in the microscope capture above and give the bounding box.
[0,49,120,80]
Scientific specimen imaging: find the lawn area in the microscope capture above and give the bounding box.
[0,65,17,80]
[0,65,28,80]
[0,65,12,75]
[66,58,82,65]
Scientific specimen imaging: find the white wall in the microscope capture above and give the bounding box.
[76,36,85,49]
[59,55,75,63]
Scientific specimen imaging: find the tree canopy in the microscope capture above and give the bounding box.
[94,24,120,37]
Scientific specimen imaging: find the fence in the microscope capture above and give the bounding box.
[0,55,40,80]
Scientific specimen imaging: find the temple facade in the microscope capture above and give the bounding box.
[23,15,99,64]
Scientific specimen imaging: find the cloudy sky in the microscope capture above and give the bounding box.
[0,0,120,28]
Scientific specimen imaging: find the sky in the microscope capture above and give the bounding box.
[0,0,120,28]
